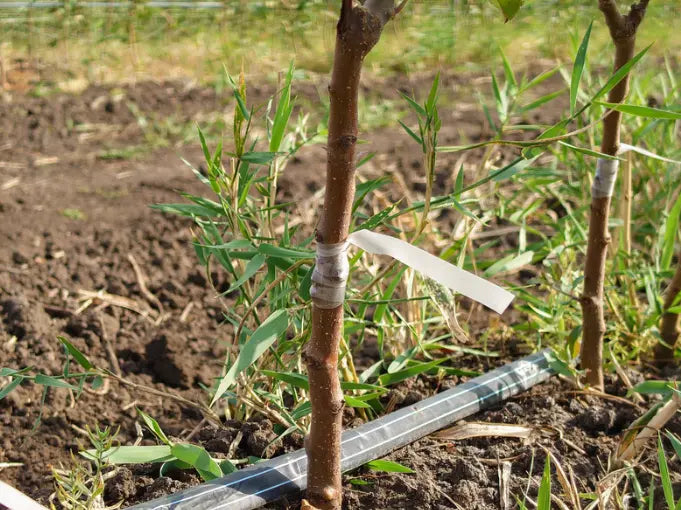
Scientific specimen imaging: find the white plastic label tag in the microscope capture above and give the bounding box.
[619,143,681,164]
[348,230,515,314]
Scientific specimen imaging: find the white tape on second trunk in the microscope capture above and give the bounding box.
[348,230,514,314]
[592,158,620,198]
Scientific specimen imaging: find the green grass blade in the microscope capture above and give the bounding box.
[662,192,681,271]
[35,374,78,391]
[0,377,23,400]
[211,310,289,406]
[657,436,675,510]
[558,141,623,161]
[378,358,446,386]
[570,21,593,115]
[58,336,93,370]
[537,455,552,510]
[137,409,171,445]
[592,45,651,102]
[225,253,266,294]
[426,71,440,114]
[596,102,681,120]
[171,443,223,481]
[500,46,517,90]
[667,432,681,461]
[366,459,414,474]
[269,62,294,152]
[484,251,534,277]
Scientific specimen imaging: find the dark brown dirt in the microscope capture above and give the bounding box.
[3,75,677,510]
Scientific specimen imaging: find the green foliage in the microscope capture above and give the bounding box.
[366,459,415,474]
[491,0,523,22]
[83,410,229,483]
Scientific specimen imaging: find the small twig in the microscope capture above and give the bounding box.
[179,302,194,323]
[103,369,220,424]
[608,344,643,404]
[184,417,206,442]
[227,430,243,460]
[566,389,641,409]
[127,254,164,322]
[99,315,121,378]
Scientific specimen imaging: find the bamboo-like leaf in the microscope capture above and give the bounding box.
[0,377,23,400]
[171,443,223,481]
[491,156,538,182]
[630,380,674,396]
[137,409,171,445]
[666,432,681,466]
[353,176,391,213]
[378,358,446,386]
[344,395,373,409]
[399,120,423,146]
[519,88,565,114]
[559,141,623,161]
[226,254,266,294]
[597,101,681,120]
[270,63,295,153]
[426,71,440,114]
[240,152,279,165]
[366,459,414,474]
[592,45,651,101]
[399,92,426,117]
[521,66,561,93]
[662,192,681,271]
[257,244,313,260]
[484,251,534,277]
[499,47,517,89]
[211,310,289,405]
[58,336,93,370]
[261,370,309,390]
[657,436,675,510]
[570,22,593,115]
[35,374,78,390]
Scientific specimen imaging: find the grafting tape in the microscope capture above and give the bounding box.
[592,158,620,198]
[310,242,350,309]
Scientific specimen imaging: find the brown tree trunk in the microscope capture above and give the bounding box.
[303,2,399,509]
[654,255,681,364]
[580,0,649,389]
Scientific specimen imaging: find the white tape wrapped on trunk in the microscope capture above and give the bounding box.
[310,230,515,314]
[592,158,620,198]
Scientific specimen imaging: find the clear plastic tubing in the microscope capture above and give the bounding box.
[128,350,554,510]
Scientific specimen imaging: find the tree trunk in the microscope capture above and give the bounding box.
[579,0,649,389]
[654,255,681,364]
[304,2,397,509]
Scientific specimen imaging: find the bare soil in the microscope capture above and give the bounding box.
[1,77,679,510]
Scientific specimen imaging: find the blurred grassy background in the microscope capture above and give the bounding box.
[1,0,679,93]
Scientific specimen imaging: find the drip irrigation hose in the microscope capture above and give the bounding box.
[128,350,554,510]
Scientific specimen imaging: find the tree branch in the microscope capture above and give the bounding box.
[599,0,651,40]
